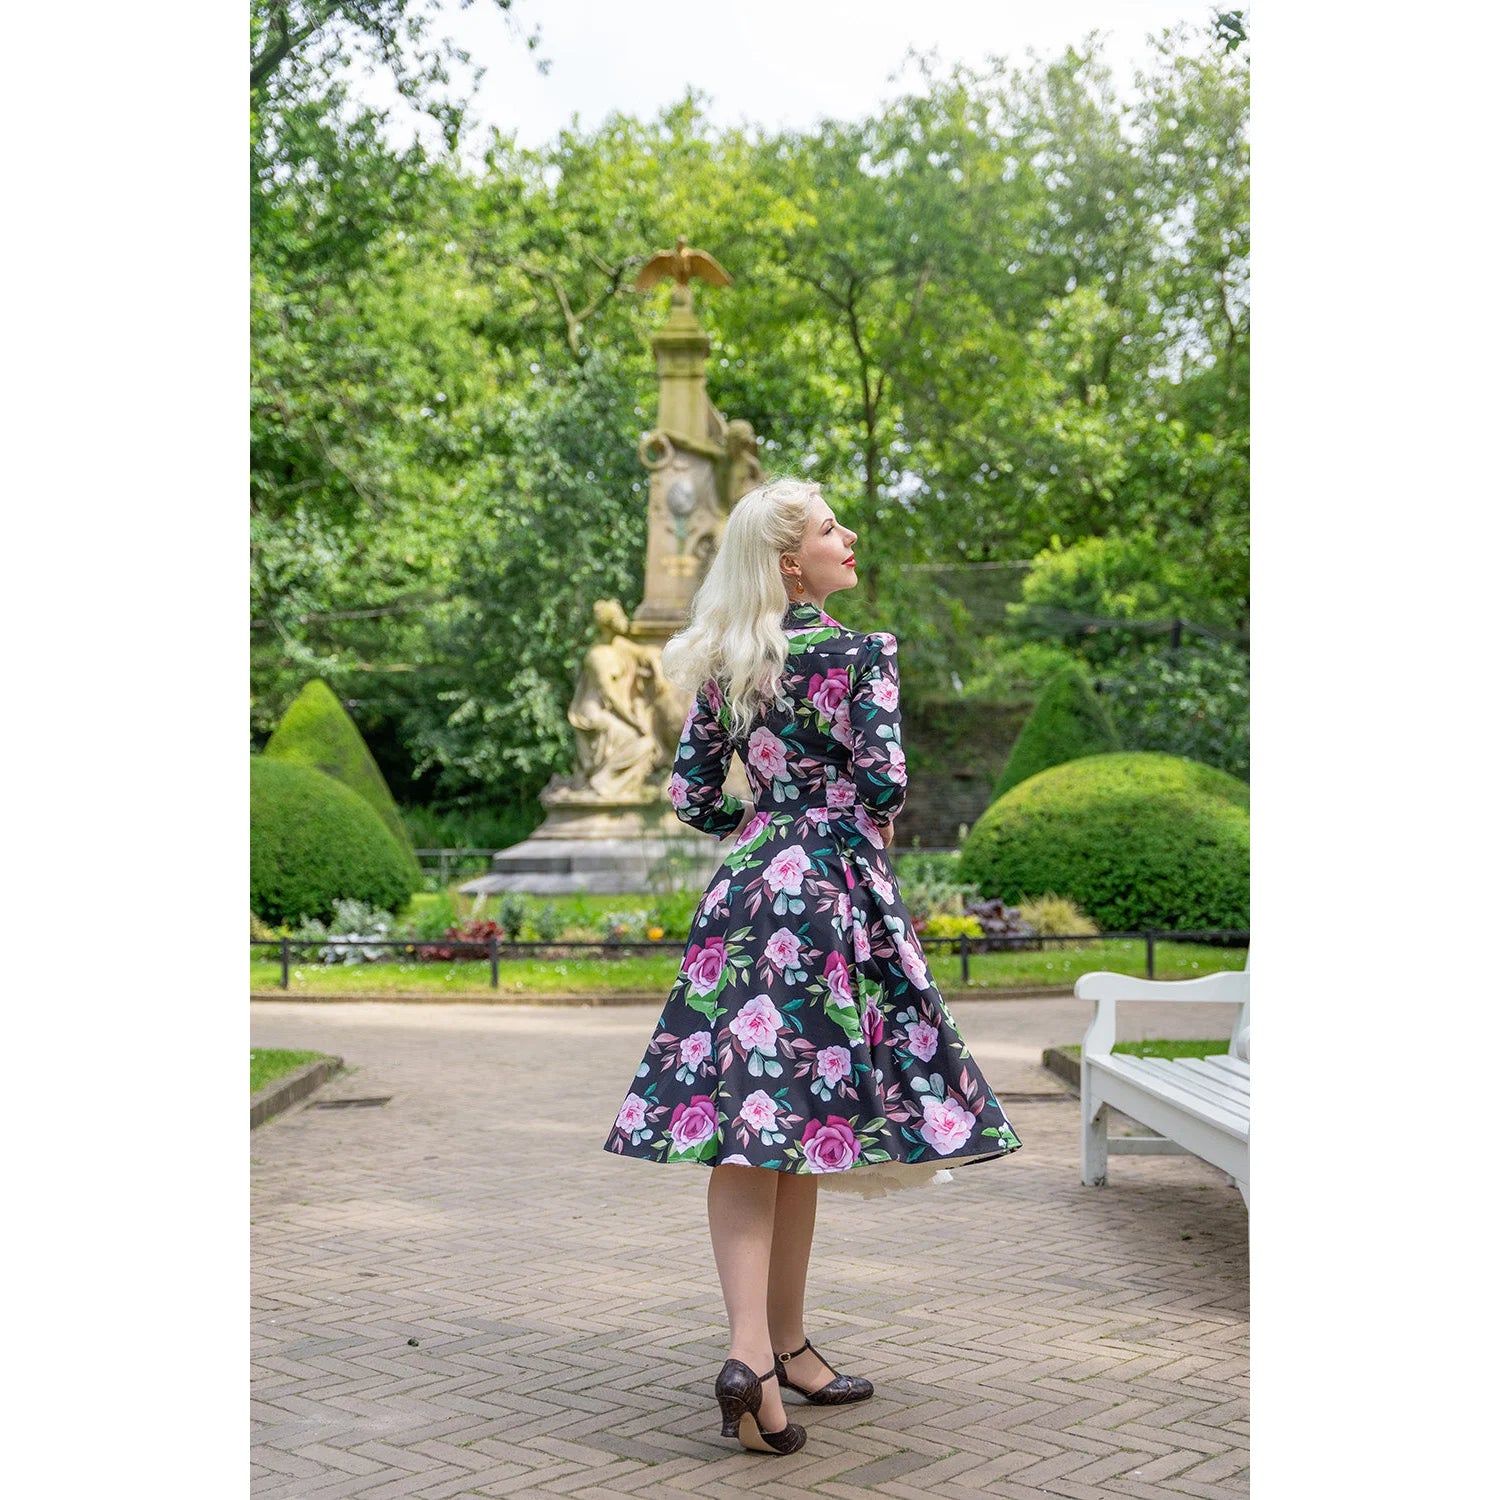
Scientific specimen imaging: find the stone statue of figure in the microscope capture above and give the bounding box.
[725,418,764,505]
[561,599,666,803]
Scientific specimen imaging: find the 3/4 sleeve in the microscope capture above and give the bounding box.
[847,631,908,827]
[667,678,746,839]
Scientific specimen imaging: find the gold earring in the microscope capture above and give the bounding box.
[795,579,804,594]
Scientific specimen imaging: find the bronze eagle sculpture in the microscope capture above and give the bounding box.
[633,235,733,292]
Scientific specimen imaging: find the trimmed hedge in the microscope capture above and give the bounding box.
[251,758,418,925]
[994,664,1120,799]
[264,679,416,864]
[957,752,1248,932]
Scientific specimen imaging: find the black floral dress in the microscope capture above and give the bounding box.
[602,600,1021,1194]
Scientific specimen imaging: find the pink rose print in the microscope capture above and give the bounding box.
[705,877,731,909]
[679,1030,713,1072]
[682,937,727,996]
[919,1095,976,1155]
[870,675,899,710]
[905,1019,940,1063]
[861,999,884,1048]
[833,892,851,926]
[764,927,801,970]
[734,811,771,848]
[667,772,690,809]
[826,777,856,808]
[703,677,724,712]
[729,992,784,1054]
[719,1153,752,1166]
[802,1115,859,1172]
[615,1093,648,1134]
[808,667,850,721]
[739,1090,780,1132]
[764,845,812,894]
[869,631,897,656]
[887,742,908,782]
[669,1094,719,1151]
[896,933,931,990]
[830,699,853,748]
[853,922,872,963]
[823,951,853,1009]
[746,726,788,780]
[853,805,884,846]
[867,864,895,904]
[815,1045,852,1087]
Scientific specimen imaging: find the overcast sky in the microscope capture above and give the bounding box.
[362,0,1218,158]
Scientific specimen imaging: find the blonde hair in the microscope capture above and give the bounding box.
[661,476,820,740]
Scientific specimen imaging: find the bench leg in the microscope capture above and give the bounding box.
[1081,1073,1109,1187]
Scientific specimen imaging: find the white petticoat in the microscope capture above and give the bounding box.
[814,1160,955,1198]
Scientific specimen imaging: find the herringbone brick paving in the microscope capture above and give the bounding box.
[252,997,1247,1497]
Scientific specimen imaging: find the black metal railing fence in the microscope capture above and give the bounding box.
[251,929,1249,991]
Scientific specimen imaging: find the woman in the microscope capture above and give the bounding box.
[602,477,1022,1456]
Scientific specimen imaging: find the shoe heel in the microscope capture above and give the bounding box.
[716,1392,748,1438]
[714,1358,762,1439]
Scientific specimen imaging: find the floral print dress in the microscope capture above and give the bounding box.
[602,599,1022,1195]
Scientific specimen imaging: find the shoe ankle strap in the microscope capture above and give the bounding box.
[776,1338,812,1363]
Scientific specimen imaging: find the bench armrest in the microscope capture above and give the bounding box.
[1076,965,1251,1061]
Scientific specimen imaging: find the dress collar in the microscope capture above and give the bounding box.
[782,599,841,630]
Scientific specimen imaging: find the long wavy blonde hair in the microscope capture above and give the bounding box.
[660,476,820,740]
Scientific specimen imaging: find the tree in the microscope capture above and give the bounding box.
[250,16,1250,818]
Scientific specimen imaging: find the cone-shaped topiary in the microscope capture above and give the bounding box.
[251,758,418,925]
[994,664,1121,799]
[958,752,1248,932]
[264,679,416,867]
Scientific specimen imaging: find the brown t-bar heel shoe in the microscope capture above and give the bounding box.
[775,1337,875,1403]
[714,1358,808,1454]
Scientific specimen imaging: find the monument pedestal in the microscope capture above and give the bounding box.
[458,799,732,896]
[460,237,759,898]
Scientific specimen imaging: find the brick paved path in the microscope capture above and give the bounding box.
[252,998,1247,1498]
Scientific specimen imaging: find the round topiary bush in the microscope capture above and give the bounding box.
[956,752,1248,932]
[994,663,1121,799]
[263,679,418,868]
[251,758,418,926]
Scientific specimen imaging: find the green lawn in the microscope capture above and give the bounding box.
[251,1048,332,1093]
[1060,1037,1233,1061]
[252,938,1245,997]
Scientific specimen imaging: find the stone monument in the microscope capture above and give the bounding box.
[462,238,762,895]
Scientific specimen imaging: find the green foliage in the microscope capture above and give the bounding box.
[251,758,419,924]
[957,752,1249,931]
[995,665,1121,799]
[959,638,1079,703]
[1015,892,1100,937]
[923,914,984,940]
[1009,532,1239,666]
[646,887,704,941]
[398,802,538,852]
[405,889,460,942]
[1096,641,1249,782]
[264,679,417,862]
[893,849,981,923]
[290,898,401,963]
[250,15,1249,812]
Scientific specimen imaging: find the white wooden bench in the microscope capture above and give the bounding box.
[1077,962,1250,1209]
